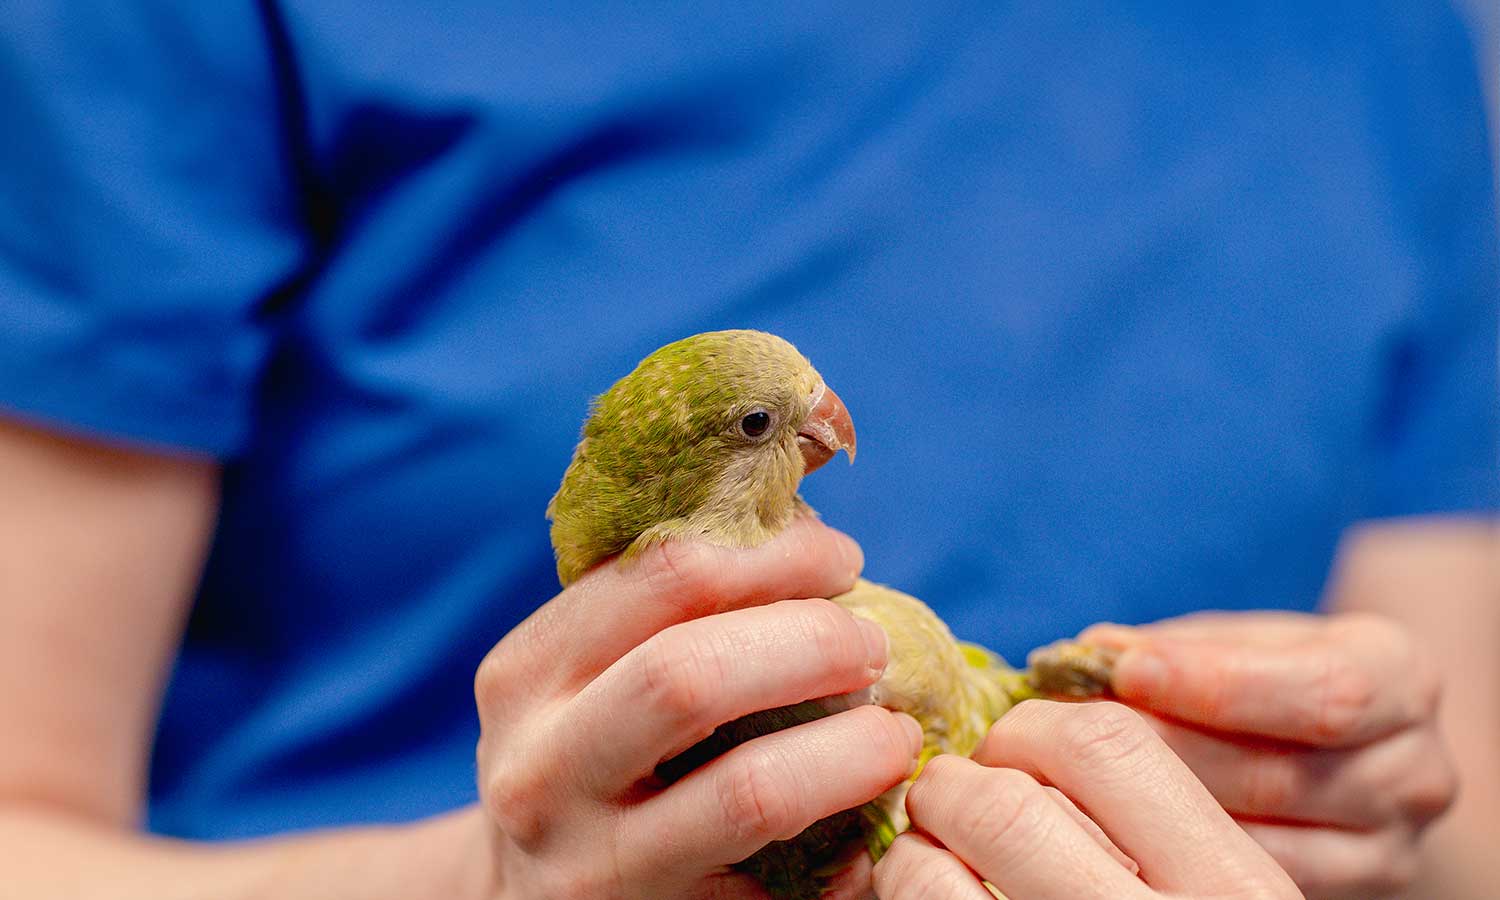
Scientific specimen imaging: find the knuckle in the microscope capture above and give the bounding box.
[871,838,918,900]
[1352,610,1422,661]
[1396,737,1459,823]
[1413,765,1460,824]
[1379,844,1422,894]
[850,706,914,770]
[962,768,1052,868]
[1240,755,1303,816]
[917,752,963,785]
[483,762,552,848]
[1193,661,1239,725]
[1057,702,1153,769]
[875,844,969,900]
[1307,829,1417,898]
[1374,852,1422,894]
[638,633,720,725]
[640,539,718,614]
[1309,652,1377,744]
[794,598,866,669]
[1341,614,1443,725]
[473,649,510,713]
[1334,612,1401,646]
[718,751,800,844]
[1351,831,1420,896]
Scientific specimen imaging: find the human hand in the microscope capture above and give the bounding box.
[472,515,922,900]
[873,700,1302,899]
[1080,612,1456,899]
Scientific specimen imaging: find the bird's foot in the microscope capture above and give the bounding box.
[1025,640,1119,699]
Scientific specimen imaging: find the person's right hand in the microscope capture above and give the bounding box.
[874,701,1305,900]
[472,515,922,900]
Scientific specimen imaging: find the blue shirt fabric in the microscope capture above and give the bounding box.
[1,3,1496,839]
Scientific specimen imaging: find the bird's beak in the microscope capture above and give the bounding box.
[797,381,857,474]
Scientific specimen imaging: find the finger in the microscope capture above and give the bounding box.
[1084,614,1438,748]
[813,846,877,900]
[1082,612,1319,647]
[975,701,1289,895]
[903,755,1143,900]
[1240,820,1419,900]
[481,515,863,698]
[1040,786,1139,876]
[1146,715,1456,829]
[873,831,994,900]
[626,705,921,873]
[570,597,889,792]
[692,871,776,900]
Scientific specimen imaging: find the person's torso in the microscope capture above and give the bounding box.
[149,1,1473,836]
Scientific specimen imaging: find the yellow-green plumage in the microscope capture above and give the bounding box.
[549,331,818,586]
[834,582,1027,773]
[548,330,1108,900]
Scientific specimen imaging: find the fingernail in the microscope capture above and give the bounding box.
[858,617,889,675]
[894,712,924,755]
[1119,648,1167,697]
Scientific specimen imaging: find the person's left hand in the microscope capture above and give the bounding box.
[873,700,1303,899]
[1080,612,1457,900]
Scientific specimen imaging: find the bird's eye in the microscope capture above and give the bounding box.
[739,410,772,438]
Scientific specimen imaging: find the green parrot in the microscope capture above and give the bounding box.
[547,329,1114,900]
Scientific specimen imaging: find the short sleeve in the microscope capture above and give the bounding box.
[0,4,309,456]
[1363,4,1500,519]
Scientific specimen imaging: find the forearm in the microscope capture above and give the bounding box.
[0,803,495,900]
[1325,517,1500,899]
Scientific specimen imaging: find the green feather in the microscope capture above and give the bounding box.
[548,330,821,585]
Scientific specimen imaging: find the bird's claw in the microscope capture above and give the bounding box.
[1025,640,1119,699]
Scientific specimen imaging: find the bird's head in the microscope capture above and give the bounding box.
[547,330,856,584]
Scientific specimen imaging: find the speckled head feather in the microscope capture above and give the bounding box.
[547,330,828,585]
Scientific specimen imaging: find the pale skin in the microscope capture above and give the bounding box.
[888,521,1496,900]
[874,701,1302,899]
[0,417,1492,898]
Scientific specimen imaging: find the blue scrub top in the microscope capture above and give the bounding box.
[1,3,1496,838]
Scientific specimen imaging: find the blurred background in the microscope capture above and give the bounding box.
[0,4,1496,900]
[1457,0,1498,187]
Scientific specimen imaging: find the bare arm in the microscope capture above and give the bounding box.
[1325,517,1500,900]
[0,418,492,899]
